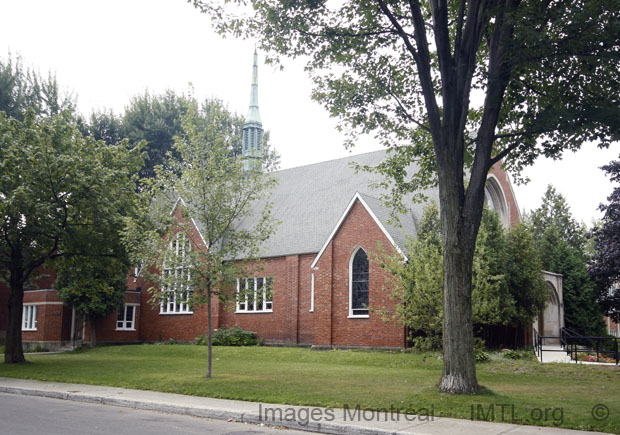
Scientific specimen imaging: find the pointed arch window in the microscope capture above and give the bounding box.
[349,248,369,317]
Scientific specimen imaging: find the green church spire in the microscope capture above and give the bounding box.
[242,49,263,170]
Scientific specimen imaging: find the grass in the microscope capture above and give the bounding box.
[1,345,619,433]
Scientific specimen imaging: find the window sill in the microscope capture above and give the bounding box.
[235,310,273,314]
[21,328,37,332]
[115,328,136,331]
[347,315,369,319]
[159,312,194,315]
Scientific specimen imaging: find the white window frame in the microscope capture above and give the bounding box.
[236,277,273,313]
[310,272,315,312]
[160,233,193,315]
[133,264,143,283]
[349,247,370,318]
[22,304,38,331]
[116,304,138,331]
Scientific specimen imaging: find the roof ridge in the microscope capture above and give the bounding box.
[275,148,386,174]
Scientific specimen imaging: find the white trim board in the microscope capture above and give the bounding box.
[310,192,407,269]
[171,196,208,248]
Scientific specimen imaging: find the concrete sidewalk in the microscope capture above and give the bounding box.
[0,377,609,435]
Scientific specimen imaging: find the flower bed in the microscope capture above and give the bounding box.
[574,352,617,363]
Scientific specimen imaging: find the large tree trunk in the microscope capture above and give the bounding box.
[206,284,213,378]
[5,279,25,364]
[439,224,480,393]
[435,141,485,394]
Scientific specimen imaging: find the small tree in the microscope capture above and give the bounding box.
[381,203,444,350]
[505,223,547,328]
[53,254,129,347]
[123,100,278,378]
[589,154,620,322]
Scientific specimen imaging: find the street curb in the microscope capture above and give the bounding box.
[0,385,406,435]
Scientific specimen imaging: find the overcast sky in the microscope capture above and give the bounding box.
[1,0,618,225]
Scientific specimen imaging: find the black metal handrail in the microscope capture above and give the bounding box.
[534,327,619,365]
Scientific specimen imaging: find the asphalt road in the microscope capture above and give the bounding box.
[0,393,308,435]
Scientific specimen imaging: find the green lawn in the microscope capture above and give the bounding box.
[1,345,618,433]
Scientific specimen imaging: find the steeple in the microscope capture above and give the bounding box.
[242,49,264,170]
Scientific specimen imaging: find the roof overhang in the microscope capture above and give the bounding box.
[170,196,208,248]
[310,192,407,269]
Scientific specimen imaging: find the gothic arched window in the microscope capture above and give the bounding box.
[350,248,369,317]
[484,176,510,228]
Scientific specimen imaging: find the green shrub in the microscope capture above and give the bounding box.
[474,337,489,363]
[195,335,209,346]
[153,338,177,345]
[475,348,489,363]
[196,326,263,346]
[26,345,49,353]
[502,348,536,360]
[410,336,442,352]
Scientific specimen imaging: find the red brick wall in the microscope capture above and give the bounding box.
[95,291,142,343]
[219,255,307,345]
[137,288,212,342]
[313,241,334,347]
[297,254,315,345]
[130,201,320,346]
[314,200,406,348]
[22,290,66,343]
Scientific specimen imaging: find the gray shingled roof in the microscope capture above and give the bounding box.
[228,149,439,259]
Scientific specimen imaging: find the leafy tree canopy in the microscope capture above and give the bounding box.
[81,90,278,179]
[122,90,190,179]
[0,109,142,363]
[0,53,75,120]
[52,255,128,347]
[589,154,620,322]
[529,185,587,252]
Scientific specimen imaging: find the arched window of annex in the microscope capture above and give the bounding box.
[349,247,369,318]
[484,175,510,228]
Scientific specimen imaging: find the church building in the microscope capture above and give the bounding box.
[0,52,562,351]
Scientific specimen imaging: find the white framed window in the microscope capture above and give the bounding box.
[236,277,273,313]
[310,272,315,312]
[160,233,193,315]
[133,264,143,283]
[22,304,38,331]
[116,304,137,330]
[349,247,369,318]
